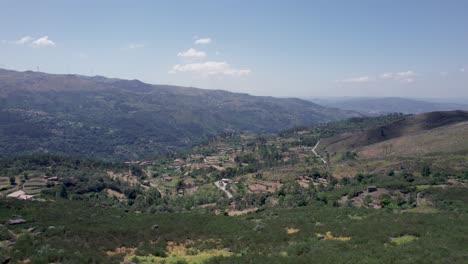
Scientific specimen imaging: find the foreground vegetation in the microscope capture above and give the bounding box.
[1,186,467,263]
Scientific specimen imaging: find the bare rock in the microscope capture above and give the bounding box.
[7,218,26,225]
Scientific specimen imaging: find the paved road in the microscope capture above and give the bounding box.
[214,180,233,199]
[312,140,327,164]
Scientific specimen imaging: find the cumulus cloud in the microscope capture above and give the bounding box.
[1,36,39,46]
[170,61,251,77]
[336,76,371,83]
[194,38,212,44]
[177,48,206,58]
[31,36,56,47]
[15,36,33,45]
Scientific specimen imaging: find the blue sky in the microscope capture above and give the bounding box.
[1,0,467,98]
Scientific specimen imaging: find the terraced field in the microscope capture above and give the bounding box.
[0,177,11,192]
[23,178,47,195]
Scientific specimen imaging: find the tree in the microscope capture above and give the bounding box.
[130,166,144,178]
[146,187,161,205]
[9,176,16,185]
[364,195,373,206]
[56,185,68,199]
[421,165,431,177]
[340,177,350,186]
[175,180,184,190]
[132,195,147,210]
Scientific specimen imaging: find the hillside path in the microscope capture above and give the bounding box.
[312,140,327,164]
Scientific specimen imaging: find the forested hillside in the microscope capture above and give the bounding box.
[0,69,358,161]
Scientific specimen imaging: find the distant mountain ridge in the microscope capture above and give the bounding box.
[0,68,358,161]
[308,97,468,115]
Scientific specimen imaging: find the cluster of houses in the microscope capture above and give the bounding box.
[4,175,59,201]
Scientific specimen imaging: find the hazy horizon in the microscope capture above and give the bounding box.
[1,0,467,98]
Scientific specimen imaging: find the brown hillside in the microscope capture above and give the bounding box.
[322,110,468,153]
[359,121,468,158]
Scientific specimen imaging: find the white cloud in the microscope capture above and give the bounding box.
[380,70,416,79]
[31,36,56,47]
[177,48,206,58]
[336,76,371,83]
[194,38,212,44]
[380,72,394,79]
[121,43,146,51]
[337,70,417,84]
[15,36,33,45]
[397,70,415,77]
[78,52,89,59]
[461,68,466,72]
[380,70,416,83]
[1,36,34,45]
[170,61,251,77]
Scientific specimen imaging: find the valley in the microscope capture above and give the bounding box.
[1,111,467,263]
[2,2,468,263]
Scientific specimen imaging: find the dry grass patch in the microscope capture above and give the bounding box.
[316,231,351,241]
[390,235,419,245]
[286,228,299,234]
[126,240,234,264]
[106,246,136,256]
[227,207,257,216]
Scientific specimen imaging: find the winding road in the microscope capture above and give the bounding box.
[214,180,233,199]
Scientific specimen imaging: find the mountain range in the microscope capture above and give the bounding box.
[308,97,468,115]
[0,68,358,161]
